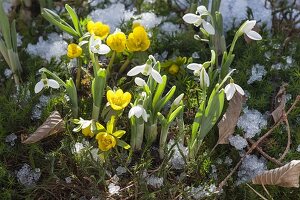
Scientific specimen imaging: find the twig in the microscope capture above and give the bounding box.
[247,139,283,166]
[278,116,291,162]
[217,96,299,191]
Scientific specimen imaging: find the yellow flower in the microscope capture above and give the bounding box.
[96,132,116,151]
[126,26,150,52]
[168,64,180,75]
[72,118,105,138]
[87,21,110,39]
[106,31,127,52]
[107,89,131,110]
[67,43,82,58]
[95,116,129,151]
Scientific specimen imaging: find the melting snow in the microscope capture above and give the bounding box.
[247,64,267,84]
[229,135,248,150]
[16,164,41,187]
[168,139,188,170]
[5,133,17,146]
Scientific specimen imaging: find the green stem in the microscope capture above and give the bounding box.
[75,58,82,90]
[159,123,170,159]
[106,51,116,79]
[119,56,131,74]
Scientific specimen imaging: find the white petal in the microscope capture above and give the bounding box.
[246,30,262,40]
[129,106,142,118]
[234,84,245,96]
[142,110,148,122]
[203,21,215,35]
[187,63,202,71]
[48,79,60,89]
[203,69,210,87]
[173,93,184,106]
[197,6,208,15]
[224,83,236,101]
[150,69,163,83]
[34,80,44,93]
[134,77,146,86]
[97,44,111,54]
[242,20,256,33]
[127,65,145,76]
[183,13,200,24]
[82,120,91,129]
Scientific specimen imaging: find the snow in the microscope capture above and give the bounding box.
[237,107,267,138]
[108,183,120,195]
[74,142,84,153]
[160,22,181,35]
[31,95,50,120]
[186,184,217,199]
[247,64,267,84]
[2,0,12,14]
[220,0,272,31]
[5,133,17,146]
[168,139,188,170]
[65,176,72,183]
[229,135,248,150]
[133,12,162,29]
[116,166,127,175]
[297,145,300,152]
[26,33,68,63]
[4,68,12,79]
[237,154,267,184]
[146,175,164,188]
[224,156,233,166]
[192,52,200,59]
[16,163,41,187]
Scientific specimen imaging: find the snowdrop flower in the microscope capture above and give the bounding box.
[187,63,209,88]
[127,58,162,83]
[128,105,148,122]
[34,78,59,93]
[89,35,111,55]
[134,77,147,86]
[172,93,184,106]
[224,81,245,101]
[182,6,215,35]
[240,20,262,41]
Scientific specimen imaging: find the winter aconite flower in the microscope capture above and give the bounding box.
[90,35,110,55]
[187,63,209,88]
[126,26,150,52]
[168,64,179,75]
[67,43,82,58]
[95,116,129,151]
[34,78,59,93]
[87,21,110,39]
[240,20,262,41]
[128,105,148,122]
[107,89,132,110]
[224,82,245,101]
[183,6,215,35]
[106,29,127,52]
[127,57,163,83]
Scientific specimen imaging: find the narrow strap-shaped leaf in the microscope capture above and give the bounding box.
[10,20,17,52]
[117,139,131,149]
[191,99,205,142]
[167,105,183,124]
[152,75,167,109]
[0,1,12,49]
[65,4,82,36]
[0,39,10,65]
[156,86,176,112]
[66,78,78,118]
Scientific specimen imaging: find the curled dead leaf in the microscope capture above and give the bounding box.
[217,92,246,144]
[252,160,300,188]
[272,83,288,123]
[22,111,65,144]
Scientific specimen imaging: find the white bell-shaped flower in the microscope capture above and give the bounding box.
[34,78,59,93]
[90,35,111,55]
[128,105,148,122]
[127,60,162,83]
[182,6,215,35]
[241,20,262,41]
[187,63,210,88]
[134,77,147,86]
[224,82,245,101]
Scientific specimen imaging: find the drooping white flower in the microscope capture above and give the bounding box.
[182,6,215,35]
[89,35,110,54]
[224,82,245,101]
[34,78,59,93]
[128,105,148,122]
[127,60,162,83]
[187,63,209,88]
[172,93,184,106]
[134,77,147,86]
[241,20,262,40]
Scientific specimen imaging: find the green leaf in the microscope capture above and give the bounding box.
[117,139,131,149]
[65,4,82,36]
[0,38,9,65]
[0,2,12,49]
[156,86,176,112]
[191,99,205,142]
[199,88,225,140]
[10,20,17,52]
[66,78,78,118]
[152,75,167,109]
[168,106,183,124]
[157,112,167,124]
[113,130,126,138]
[92,68,106,116]
[41,8,79,37]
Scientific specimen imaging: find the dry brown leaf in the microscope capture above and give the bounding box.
[272,83,288,123]
[252,160,300,188]
[217,93,246,144]
[22,111,65,144]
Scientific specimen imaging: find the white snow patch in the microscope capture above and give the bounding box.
[26,33,67,63]
[160,22,181,35]
[16,164,41,187]
[168,139,188,170]
[146,175,164,188]
[108,183,120,195]
[4,68,12,79]
[5,133,17,146]
[229,135,248,150]
[237,107,267,138]
[186,184,218,199]
[297,145,300,152]
[133,12,162,29]
[247,64,267,84]
[116,166,127,175]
